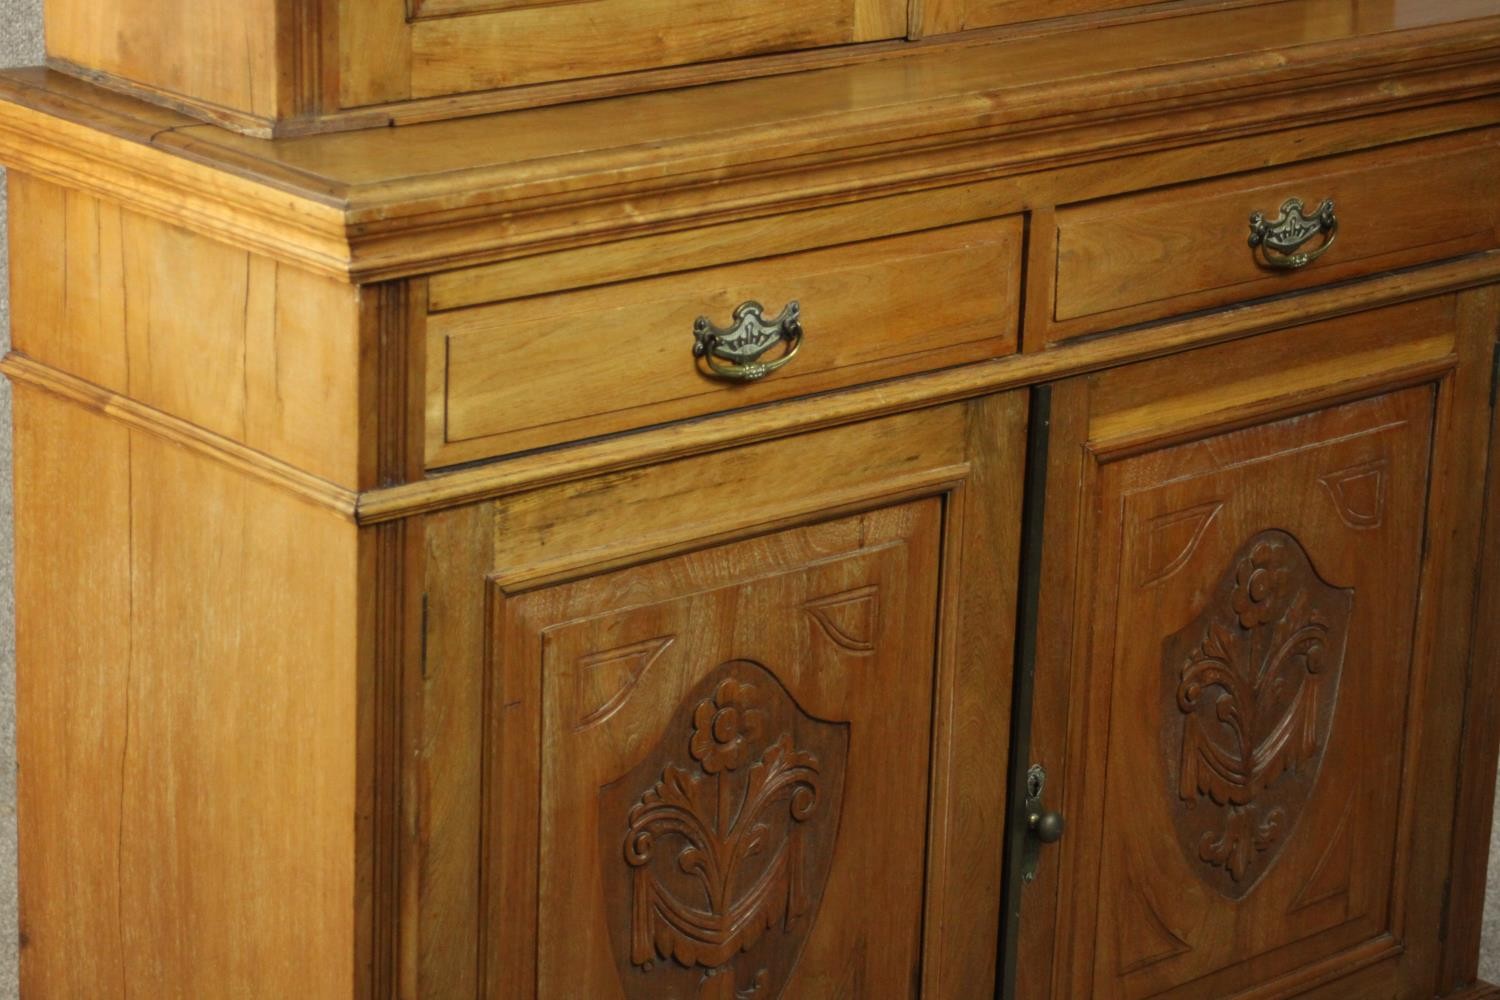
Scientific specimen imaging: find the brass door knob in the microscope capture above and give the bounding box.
[1028,809,1066,844]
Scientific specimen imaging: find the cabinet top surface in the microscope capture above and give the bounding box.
[3,0,1499,278]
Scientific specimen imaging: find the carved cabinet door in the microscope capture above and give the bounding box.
[406,399,1026,999]
[1014,293,1498,999]
[500,500,940,1000]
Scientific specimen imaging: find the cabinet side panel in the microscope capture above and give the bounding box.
[15,388,362,997]
[14,386,130,997]
[44,0,284,120]
[7,174,366,489]
[123,422,360,997]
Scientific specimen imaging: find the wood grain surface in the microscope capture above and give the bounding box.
[427,217,1021,466]
[14,387,362,998]
[0,3,1498,279]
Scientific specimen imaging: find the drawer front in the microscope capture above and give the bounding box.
[1048,130,1500,342]
[426,217,1023,467]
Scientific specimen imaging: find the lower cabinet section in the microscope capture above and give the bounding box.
[402,291,1500,1000]
[413,399,1027,998]
[1018,291,1498,999]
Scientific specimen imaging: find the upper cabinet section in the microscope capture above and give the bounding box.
[915,0,1150,34]
[38,0,1203,135]
[341,0,907,111]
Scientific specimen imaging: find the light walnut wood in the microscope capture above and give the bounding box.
[44,0,284,120]
[427,217,1021,466]
[1440,293,1500,994]
[411,400,1021,998]
[7,4,1500,997]
[407,0,903,97]
[1051,129,1500,341]
[1016,291,1499,999]
[426,181,1020,312]
[364,250,1500,523]
[0,354,360,517]
[4,6,1500,280]
[7,173,368,488]
[918,0,1170,34]
[13,387,131,997]
[15,387,363,998]
[499,502,942,998]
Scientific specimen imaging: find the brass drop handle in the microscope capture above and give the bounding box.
[1248,197,1338,270]
[692,300,803,383]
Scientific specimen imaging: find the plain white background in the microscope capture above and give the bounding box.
[0,1,1495,994]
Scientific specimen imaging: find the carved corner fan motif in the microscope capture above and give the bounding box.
[804,586,880,655]
[1164,530,1353,899]
[600,660,849,1000]
[1318,459,1389,530]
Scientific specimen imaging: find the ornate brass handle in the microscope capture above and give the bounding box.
[692,300,802,383]
[1248,197,1338,270]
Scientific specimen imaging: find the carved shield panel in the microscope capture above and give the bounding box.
[600,660,849,1000]
[1163,530,1353,900]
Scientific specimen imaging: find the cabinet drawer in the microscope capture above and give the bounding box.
[1048,130,1500,342]
[426,217,1023,467]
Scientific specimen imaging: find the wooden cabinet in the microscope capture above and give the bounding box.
[5,3,1500,999]
[1017,294,1500,998]
[408,402,1025,998]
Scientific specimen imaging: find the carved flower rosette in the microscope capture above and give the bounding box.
[1162,530,1354,899]
[600,660,849,1000]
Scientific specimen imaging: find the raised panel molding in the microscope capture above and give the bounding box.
[599,659,850,1000]
[1165,530,1354,899]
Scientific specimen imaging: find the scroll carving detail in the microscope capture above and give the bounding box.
[602,660,848,999]
[1164,530,1353,899]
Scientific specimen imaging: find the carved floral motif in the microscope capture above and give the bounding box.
[1164,530,1353,899]
[689,679,767,775]
[602,660,848,1000]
